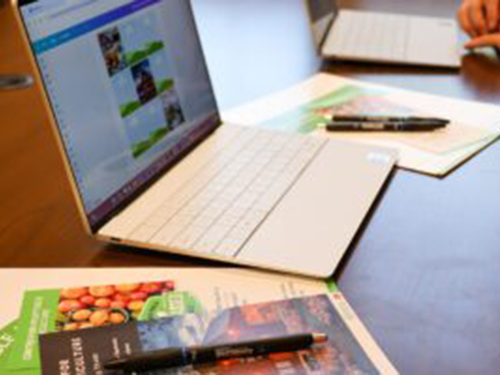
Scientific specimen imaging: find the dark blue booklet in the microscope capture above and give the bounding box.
[39,293,397,374]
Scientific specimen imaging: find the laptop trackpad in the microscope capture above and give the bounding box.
[237,141,394,278]
[406,17,460,66]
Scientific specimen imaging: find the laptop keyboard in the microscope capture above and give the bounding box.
[129,127,326,257]
[327,11,410,60]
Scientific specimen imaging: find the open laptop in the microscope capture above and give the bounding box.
[15,0,396,278]
[307,0,461,68]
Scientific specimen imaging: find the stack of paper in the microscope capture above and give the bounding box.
[224,73,500,176]
[0,268,397,374]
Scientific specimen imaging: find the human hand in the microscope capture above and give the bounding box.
[465,32,500,49]
[458,0,500,37]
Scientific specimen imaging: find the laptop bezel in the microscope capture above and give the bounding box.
[15,0,223,234]
[305,0,339,52]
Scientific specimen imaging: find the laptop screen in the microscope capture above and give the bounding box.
[18,0,220,231]
[306,0,338,48]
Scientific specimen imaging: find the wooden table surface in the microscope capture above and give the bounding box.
[2,0,500,373]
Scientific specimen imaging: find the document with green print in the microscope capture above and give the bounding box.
[0,321,17,369]
[0,320,37,375]
[223,73,500,176]
[6,268,334,373]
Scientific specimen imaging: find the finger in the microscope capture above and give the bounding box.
[485,0,500,31]
[458,4,475,36]
[465,33,500,48]
[469,2,488,35]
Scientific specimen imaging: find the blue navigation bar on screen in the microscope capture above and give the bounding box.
[33,0,160,54]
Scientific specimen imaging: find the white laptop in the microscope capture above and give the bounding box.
[16,0,397,278]
[307,0,461,68]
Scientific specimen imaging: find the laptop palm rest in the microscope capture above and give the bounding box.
[237,140,395,278]
[406,17,460,67]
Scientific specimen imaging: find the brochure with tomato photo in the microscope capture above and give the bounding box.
[7,280,186,372]
[39,293,398,374]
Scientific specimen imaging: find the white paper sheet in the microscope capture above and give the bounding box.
[0,268,331,328]
[223,73,500,176]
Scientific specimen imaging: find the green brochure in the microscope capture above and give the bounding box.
[0,321,18,368]
[0,320,37,375]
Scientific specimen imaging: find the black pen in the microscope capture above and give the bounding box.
[322,121,447,132]
[331,115,450,124]
[104,332,328,372]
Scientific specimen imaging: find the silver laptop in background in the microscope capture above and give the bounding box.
[307,0,461,68]
[16,0,396,278]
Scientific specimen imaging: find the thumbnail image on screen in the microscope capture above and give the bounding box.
[97,14,186,159]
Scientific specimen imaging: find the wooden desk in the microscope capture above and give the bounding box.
[1,0,500,373]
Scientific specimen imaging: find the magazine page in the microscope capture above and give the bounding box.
[39,293,398,374]
[2,268,334,373]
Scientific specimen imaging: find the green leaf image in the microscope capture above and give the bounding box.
[156,78,174,93]
[120,101,142,117]
[131,126,169,158]
[146,40,164,55]
[126,49,149,66]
